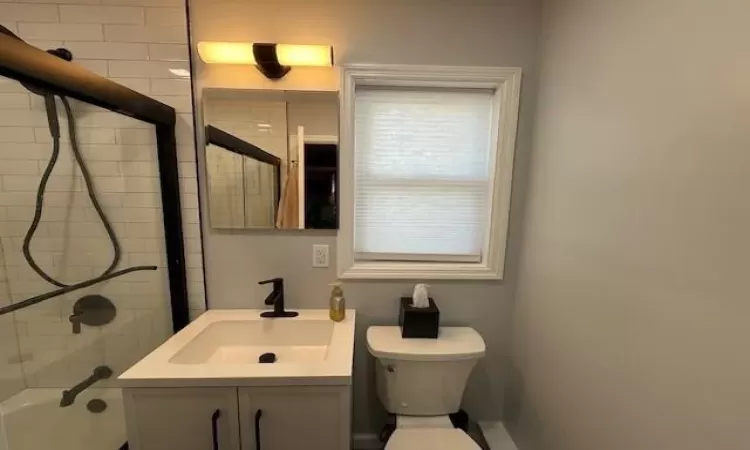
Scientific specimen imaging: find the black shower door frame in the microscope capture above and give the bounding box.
[0,34,190,331]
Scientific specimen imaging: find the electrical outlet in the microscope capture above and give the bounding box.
[312,244,329,267]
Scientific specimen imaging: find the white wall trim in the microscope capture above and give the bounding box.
[479,421,518,450]
[337,64,522,280]
[303,134,339,145]
[288,134,339,154]
[288,133,339,229]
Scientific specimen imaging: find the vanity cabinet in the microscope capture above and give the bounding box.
[123,387,241,450]
[124,386,350,450]
[238,387,346,450]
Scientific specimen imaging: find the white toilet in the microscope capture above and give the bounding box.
[366,326,486,450]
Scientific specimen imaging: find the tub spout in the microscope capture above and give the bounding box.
[59,390,75,407]
[59,365,113,407]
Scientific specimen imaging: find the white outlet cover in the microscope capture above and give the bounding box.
[313,244,330,267]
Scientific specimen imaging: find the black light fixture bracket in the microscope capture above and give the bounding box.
[252,43,291,79]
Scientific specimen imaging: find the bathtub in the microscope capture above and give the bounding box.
[0,388,126,450]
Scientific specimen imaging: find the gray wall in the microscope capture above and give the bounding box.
[188,0,542,435]
[510,0,750,448]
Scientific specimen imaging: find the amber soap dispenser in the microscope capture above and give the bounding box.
[329,281,346,322]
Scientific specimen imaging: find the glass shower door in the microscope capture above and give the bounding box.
[0,72,182,450]
[0,238,25,403]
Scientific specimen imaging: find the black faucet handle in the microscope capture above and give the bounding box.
[258,278,284,288]
[258,278,283,288]
[69,312,82,334]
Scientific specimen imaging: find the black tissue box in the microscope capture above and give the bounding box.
[399,297,440,339]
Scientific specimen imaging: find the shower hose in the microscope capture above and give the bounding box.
[22,94,151,287]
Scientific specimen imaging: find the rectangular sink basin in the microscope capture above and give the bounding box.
[169,319,334,364]
[118,309,356,387]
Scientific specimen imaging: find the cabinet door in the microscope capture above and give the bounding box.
[238,386,349,450]
[124,387,241,450]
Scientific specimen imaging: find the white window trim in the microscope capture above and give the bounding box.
[337,64,522,280]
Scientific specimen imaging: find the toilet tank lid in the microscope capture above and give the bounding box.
[367,326,486,361]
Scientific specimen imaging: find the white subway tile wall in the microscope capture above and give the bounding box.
[0,0,203,397]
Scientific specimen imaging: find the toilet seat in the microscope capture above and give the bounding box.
[385,428,481,450]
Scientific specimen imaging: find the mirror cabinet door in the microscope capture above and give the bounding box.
[202,90,338,230]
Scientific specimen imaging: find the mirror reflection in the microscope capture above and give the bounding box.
[202,89,339,230]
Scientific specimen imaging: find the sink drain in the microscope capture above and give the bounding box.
[259,352,276,364]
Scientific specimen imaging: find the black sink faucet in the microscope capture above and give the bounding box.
[258,278,298,318]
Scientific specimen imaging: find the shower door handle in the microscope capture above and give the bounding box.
[211,409,221,450]
[254,409,263,450]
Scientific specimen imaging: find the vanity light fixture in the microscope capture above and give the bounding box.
[197,42,333,79]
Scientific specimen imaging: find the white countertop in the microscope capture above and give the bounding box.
[118,309,356,388]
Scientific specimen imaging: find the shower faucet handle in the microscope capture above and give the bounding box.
[69,312,82,334]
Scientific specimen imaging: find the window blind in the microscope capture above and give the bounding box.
[353,86,494,262]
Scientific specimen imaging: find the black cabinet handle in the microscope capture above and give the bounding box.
[254,409,263,450]
[211,409,221,450]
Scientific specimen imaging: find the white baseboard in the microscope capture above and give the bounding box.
[352,433,381,449]
[478,421,518,450]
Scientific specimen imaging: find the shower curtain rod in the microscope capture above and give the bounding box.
[0,34,191,331]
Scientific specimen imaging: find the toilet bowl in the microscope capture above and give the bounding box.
[386,416,480,450]
[366,326,486,450]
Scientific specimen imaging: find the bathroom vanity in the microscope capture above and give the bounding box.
[118,310,355,450]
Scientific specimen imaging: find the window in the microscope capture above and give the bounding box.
[338,65,522,279]
[354,87,492,262]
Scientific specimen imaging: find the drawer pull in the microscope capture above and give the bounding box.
[254,409,263,450]
[211,409,221,450]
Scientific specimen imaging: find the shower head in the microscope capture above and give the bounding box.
[0,24,74,96]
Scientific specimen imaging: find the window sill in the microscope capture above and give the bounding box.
[337,260,503,280]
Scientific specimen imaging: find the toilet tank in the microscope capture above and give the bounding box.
[366,327,485,416]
